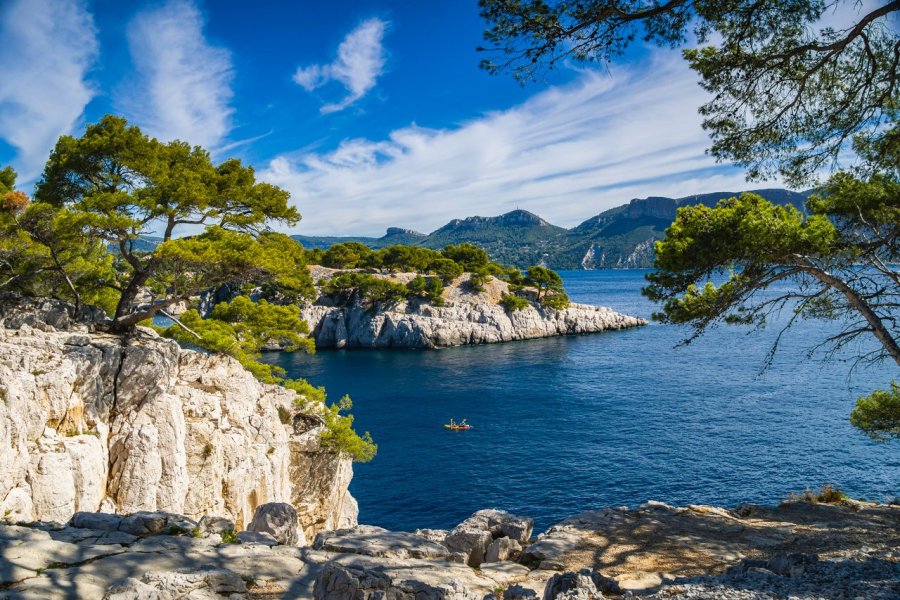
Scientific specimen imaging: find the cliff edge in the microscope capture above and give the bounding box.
[0,293,356,542]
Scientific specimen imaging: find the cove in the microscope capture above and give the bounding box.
[264,270,899,533]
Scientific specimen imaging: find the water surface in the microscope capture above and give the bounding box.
[265,270,898,532]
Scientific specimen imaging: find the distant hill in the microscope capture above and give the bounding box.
[294,227,426,250]
[293,188,813,269]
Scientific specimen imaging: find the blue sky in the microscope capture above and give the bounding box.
[0,0,801,235]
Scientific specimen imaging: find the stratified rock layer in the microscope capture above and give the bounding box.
[0,293,356,541]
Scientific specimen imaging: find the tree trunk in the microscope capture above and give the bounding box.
[112,269,152,330]
[801,265,900,366]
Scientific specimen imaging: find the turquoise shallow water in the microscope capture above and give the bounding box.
[264,270,898,533]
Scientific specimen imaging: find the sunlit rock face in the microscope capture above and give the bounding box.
[0,293,356,540]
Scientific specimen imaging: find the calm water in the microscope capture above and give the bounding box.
[265,270,898,533]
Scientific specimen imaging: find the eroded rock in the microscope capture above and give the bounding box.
[248,502,303,546]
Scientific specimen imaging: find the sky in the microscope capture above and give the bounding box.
[0,0,839,236]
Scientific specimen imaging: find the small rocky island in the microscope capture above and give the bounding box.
[1,295,897,599]
[299,266,647,349]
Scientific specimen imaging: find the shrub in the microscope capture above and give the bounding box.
[441,243,489,271]
[220,529,239,544]
[816,485,849,504]
[500,294,530,312]
[850,382,900,441]
[541,292,570,310]
[427,258,464,282]
[277,405,292,424]
[317,396,377,462]
[284,378,326,404]
[322,241,372,269]
[375,245,441,272]
[323,272,407,305]
[468,270,490,293]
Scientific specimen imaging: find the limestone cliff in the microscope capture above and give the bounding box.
[0,293,356,542]
[302,268,646,349]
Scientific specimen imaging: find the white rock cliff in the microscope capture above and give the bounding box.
[302,270,647,349]
[0,294,356,542]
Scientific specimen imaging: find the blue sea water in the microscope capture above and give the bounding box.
[264,270,899,533]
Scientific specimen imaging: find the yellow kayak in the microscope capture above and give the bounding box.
[444,424,472,430]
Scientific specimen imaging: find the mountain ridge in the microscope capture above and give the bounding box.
[293,188,813,269]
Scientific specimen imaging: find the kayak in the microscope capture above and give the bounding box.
[444,424,473,430]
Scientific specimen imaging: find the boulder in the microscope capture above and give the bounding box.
[197,515,235,536]
[444,524,493,567]
[466,509,534,544]
[248,502,303,546]
[486,536,523,563]
[414,528,450,545]
[543,569,604,600]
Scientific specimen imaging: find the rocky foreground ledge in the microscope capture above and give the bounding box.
[2,499,896,599]
[300,268,647,349]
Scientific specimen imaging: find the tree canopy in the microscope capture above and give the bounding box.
[33,115,311,329]
[643,173,899,438]
[478,0,900,186]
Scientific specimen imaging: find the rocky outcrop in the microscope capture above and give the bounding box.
[0,293,356,541]
[1,500,897,599]
[302,269,646,349]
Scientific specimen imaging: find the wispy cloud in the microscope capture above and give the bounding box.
[294,18,388,114]
[0,0,98,183]
[263,53,763,236]
[122,0,233,149]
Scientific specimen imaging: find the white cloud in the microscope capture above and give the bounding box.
[263,53,767,236]
[293,18,388,114]
[122,0,233,149]
[0,0,98,183]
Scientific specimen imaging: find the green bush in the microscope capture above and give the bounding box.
[541,292,570,310]
[322,241,373,269]
[323,272,407,305]
[850,382,900,441]
[468,270,491,293]
[375,245,441,272]
[426,258,464,282]
[816,485,849,504]
[441,243,489,271]
[308,395,377,462]
[500,294,530,312]
[284,378,326,404]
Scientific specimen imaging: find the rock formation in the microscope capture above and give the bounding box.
[0,293,356,541]
[1,499,897,599]
[302,268,646,349]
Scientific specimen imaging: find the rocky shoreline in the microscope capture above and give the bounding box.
[301,268,647,349]
[1,499,897,599]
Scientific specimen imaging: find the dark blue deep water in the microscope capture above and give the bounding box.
[265,270,898,533]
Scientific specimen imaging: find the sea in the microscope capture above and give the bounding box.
[263,270,899,533]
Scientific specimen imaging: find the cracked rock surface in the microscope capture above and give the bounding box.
[0,500,897,599]
[0,293,356,541]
